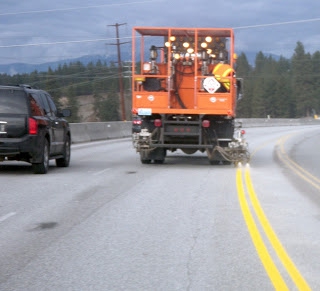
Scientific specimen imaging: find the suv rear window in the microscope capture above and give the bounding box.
[0,89,28,114]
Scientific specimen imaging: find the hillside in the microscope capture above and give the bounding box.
[59,94,106,123]
[76,95,99,122]
[0,53,130,75]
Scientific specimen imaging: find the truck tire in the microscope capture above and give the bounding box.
[140,157,151,164]
[140,151,151,164]
[32,139,49,174]
[56,135,71,167]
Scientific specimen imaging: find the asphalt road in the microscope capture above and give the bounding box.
[0,125,320,290]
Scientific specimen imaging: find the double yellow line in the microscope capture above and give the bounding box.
[236,165,311,290]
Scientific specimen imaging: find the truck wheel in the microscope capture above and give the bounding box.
[140,157,151,164]
[32,139,49,174]
[56,136,71,167]
[140,151,151,164]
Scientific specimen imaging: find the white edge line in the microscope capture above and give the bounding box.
[93,168,111,176]
[0,212,16,223]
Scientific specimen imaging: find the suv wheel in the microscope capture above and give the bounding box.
[32,139,49,174]
[56,136,71,167]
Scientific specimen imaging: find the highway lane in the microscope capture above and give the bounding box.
[0,125,320,290]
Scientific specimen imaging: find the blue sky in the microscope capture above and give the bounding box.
[0,0,320,64]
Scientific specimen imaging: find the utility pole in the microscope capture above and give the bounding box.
[107,23,130,121]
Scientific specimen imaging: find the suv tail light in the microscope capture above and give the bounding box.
[28,118,38,135]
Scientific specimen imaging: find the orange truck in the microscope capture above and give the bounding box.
[131,26,249,164]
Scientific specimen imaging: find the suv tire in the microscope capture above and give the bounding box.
[32,139,49,174]
[56,135,71,167]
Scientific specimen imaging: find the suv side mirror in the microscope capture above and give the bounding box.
[57,108,72,118]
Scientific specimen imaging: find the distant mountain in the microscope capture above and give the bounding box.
[242,51,282,66]
[0,51,281,75]
[0,54,128,76]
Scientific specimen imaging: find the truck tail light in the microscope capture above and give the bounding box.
[154,119,162,127]
[202,120,210,128]
[28,118,38,135]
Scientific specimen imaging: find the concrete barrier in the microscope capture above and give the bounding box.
[238,117,320,128]
[70,118,320,144]
[70,121,131,143]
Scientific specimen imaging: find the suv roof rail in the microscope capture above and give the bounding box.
[18,84,32,89]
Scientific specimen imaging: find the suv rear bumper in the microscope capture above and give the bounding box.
[0,135,42,162]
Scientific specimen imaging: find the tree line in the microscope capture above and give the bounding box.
[0,41,319,121]
[0,60,130,122]
[236,42,320,118]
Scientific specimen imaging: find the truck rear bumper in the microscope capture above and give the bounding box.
[150,139,232,149]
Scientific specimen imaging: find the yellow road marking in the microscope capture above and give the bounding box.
[238,130,318,290]
[244,167,311,291]
[236,167,289,291]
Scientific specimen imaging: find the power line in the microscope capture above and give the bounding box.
[0,0,162,17]
[0,36,132,48]
[234,17,320,30]
[0,17,319,49]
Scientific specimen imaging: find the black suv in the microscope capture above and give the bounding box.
[0,85,71,174]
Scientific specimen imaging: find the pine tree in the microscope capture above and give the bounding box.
[235,52,253,117]
[311,51,320,116]
[66,85,80,123]
[45,67,61,99]
[291,42,314,117]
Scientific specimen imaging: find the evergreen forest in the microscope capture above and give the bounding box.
[0,41,319,122]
